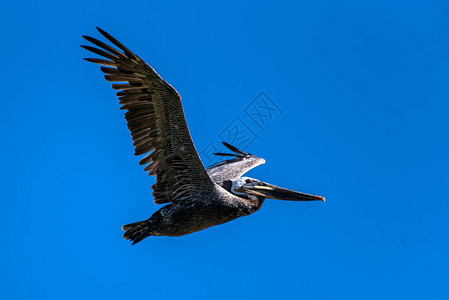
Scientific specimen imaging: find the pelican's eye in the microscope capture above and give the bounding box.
[245,179,253,183]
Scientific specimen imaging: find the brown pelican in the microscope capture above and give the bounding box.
[82,28,325,244]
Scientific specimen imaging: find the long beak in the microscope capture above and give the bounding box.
[236,181,325,202]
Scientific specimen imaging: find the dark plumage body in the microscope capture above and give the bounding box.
[82,28,324,244]
[125,188,263,240]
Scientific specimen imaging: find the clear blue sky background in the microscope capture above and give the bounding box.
[1,1,448,299]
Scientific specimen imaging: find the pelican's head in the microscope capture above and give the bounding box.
[231,177,325,202]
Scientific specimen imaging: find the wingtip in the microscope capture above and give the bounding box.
[82,35,97,43]
[221,141,248,155]
[96,27,110,38]
[213,152,238,157]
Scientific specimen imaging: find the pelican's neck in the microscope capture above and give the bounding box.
[221,180,264,212]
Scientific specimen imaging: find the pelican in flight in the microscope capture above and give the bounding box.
[82,28,325,244]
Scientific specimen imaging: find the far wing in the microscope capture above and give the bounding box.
[207,142,265,185]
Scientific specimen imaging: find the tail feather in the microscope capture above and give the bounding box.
[122,220,150,244]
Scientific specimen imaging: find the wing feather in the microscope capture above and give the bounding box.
[207,142,266,185]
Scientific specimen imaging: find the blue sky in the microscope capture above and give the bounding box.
[1,0,448,299]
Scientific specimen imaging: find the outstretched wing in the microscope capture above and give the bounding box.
[207,142,265,185]
[82,28,215,205]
